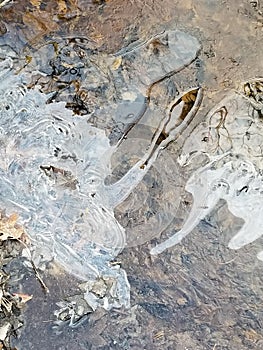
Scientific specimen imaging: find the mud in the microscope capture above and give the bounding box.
[0,0,262,349]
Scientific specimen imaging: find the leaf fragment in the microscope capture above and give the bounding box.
[0,212,26,241]
[13,293,33,304]
[112,56,122,70]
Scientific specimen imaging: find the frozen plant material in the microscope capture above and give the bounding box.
[151,79,263,259]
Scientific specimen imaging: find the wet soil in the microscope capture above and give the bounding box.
[0,0,262,349]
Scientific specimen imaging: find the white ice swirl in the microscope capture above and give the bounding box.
[151,79,263,259]
[0,29,202,310]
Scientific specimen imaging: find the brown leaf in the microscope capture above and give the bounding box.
[0,212,26,241]
[244,329,263,342]
[13,293,33,304]
[112,56,122,70]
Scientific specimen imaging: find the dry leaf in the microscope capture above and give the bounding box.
[112,56,122,70]
[13,293,33,304]
[244,329,263,342]
[0,212,25,241]
[29,0,41,8]
[0,323,10,341]
[57,0,67,13]
[1,297,12,313]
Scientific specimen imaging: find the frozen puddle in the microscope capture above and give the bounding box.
[0,30,201,311]
[151,79,263,259]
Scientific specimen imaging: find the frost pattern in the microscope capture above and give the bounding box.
[151,79,263,258]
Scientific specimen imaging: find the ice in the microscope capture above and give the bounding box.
[151,79,263,258]
[0,28,202,309]
[0,60,130,307]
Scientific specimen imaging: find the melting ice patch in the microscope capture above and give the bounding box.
[151,79,263,259]
[0,29,202,311]
[0,58,131,309]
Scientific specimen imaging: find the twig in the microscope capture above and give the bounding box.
[30,259,49,294]
[17,238,49,294]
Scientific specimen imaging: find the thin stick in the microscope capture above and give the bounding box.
[30,259,49,294]
[16,238,49,294]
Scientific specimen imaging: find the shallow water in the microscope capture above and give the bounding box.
[0,0,262,349]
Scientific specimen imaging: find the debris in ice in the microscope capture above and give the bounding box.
[0,57,131,309]
[0,29,202,310]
